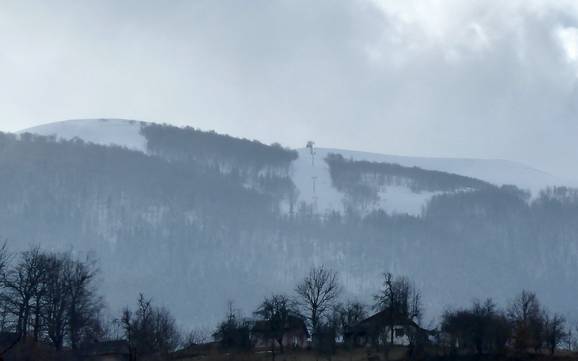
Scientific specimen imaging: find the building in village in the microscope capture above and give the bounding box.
[345,310,433,347]
[251,315,310,350]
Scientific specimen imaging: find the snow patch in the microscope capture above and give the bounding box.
[292,148,344,213]
[314,148,566,193]
[291,147,570,216]
[20,119,148,152]
[292,148,444,216]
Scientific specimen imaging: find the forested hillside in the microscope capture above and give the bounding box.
[1,128,578,328]
[141,123,299,210]
[325,153,494,211]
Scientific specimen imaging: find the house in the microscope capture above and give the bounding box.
[251,315,309,350]
[345,310,432,347]
[79,340,131,361]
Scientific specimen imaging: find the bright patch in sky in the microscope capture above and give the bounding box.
[557,26,578,65]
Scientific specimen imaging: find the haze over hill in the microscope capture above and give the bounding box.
[3,118,576,329]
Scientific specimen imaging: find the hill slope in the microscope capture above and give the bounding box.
[10,119,578,328]
[22,119,569,215]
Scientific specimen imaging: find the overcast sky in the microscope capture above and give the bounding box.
[1,0,578,179]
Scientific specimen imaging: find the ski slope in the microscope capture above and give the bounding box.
[20,119,571,215]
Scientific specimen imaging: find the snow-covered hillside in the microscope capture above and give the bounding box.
[21,119,571,215]
[316,148,563,193]
[292,148,442,215]
[21,118,148,152]
[11,118,578,327]
[292,148,570,215]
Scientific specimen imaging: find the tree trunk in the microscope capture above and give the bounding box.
[33,299,41,343]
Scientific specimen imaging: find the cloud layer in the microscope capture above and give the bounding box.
[1,0,578,179]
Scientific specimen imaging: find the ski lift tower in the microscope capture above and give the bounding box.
[305,141,318,209]
[306,141,316,166]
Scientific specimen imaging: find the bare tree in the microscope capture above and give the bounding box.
[442,299,511,355]
[0,248,103,350]
[0,247,102,356]
[0,242,19,359]
[2,247,47,339]
[295,266,341,339]
[373,273,423,345]
[544,313,566,355]
[0,242,9,278]
[334,301,367,346]
[508,290,544,352]
[255,294,299,359]
[66,254,102,349]
[121,294,181,358]
[213,301,252,352]
[153,306,182,352]
[120,307,135,357]
[42,253,69,349]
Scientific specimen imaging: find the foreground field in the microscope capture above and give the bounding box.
[168,347,578,361]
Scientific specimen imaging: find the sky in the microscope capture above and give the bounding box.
[1,0,578,179]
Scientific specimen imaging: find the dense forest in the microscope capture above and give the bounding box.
[141,124,298,209]
[141,123,298,171]
[0,131,577,333]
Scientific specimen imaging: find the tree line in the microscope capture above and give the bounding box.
[0,245,103,353]
[0,244,575,361]
[211,270,574,360]
[440,291,568,356]
[207,268,576,360]
[141,123,298,175]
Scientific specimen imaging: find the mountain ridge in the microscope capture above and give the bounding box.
[21,119,564,183]
[20,119,571,216]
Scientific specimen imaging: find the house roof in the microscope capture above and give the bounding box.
[347,310,430,335]
[252,315,309,337]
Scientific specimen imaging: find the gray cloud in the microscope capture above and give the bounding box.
[1,0,578,179]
